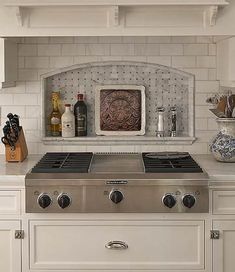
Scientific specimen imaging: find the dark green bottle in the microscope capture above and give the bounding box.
[74,93,87,136]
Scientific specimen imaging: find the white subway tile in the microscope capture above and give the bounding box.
[99,37,122,43]
[123,36,146,43]
[62,44,86,56]
[195,80,219,93]
[183,143,209,154]
[160,44,183,55]
[50,37,74,44]
[20,118,38,130]
[134,44,160,56]
[110,44,134,56]
[195,93,208,105]
[37,143,63,153]
[197,56,216,68]
[171,36,196,43]
[183,69,208,80]
[18,69,38,81]
[195,105,212,118]
[86,44,110,56]
[207,118,218,130]
[49,57,74,68]
[172,56,196,68]
[184,44,208,55]
[209,44,216,56]
[0,94,13,105]
[25,57,49,69]
[147,36,171,43]
[147,56,171,66]
[38,44,61,56]
[98,56,121,62]
[195,118,208,130]
[24,37,49,44]
[19,44,37,56]
[25,106,41,118]
[13,94,38,105]
[3,82,26,94]
[25,130,41,143]
[1,106,25,118]
[208,69,217,80]
[26,81,41,93]
[110,146,136,152]
[74,56,99,64]
[86,146,111,152]
[27,143,39,154]
[121,56,147,62]
[18,57,24,69]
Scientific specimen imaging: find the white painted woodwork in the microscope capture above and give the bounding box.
[29,220,205,270]
[213,220,235,272]
[0,221,21,272]
[0,191,21,215]
[0,38,17,89]
[3,0,228,30]
[213,190,235,214]
[217,36,235,87]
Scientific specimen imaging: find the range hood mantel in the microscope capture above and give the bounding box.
[4,0,229,31]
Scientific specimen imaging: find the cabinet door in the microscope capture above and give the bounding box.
[30,220,204,271]
[0,221,21,272]
[213,220,235,272]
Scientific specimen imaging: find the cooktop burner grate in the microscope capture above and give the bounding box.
[31,152,93,173]
[142,152,203,173]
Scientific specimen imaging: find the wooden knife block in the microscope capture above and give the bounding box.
[5,128,28,162]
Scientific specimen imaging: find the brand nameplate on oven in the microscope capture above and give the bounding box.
[106,180,128,185]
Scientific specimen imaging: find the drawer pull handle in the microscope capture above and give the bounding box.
[105,241,128,250]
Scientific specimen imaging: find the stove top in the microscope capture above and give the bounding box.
[30,152,203,174]
[31,152,93,173]
[142,152,203,173]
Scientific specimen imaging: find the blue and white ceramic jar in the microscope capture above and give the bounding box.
[210,118,235,162]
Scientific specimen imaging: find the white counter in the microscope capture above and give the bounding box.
[0,154,235,186]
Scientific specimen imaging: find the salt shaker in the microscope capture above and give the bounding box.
[156,107,165,137]
[170,106,177,137]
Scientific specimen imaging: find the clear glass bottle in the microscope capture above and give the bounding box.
[170,106,177,137]
[62,104,75,138]
[156,107,165,137]
[50,92,61,137]
[74,93,87,136]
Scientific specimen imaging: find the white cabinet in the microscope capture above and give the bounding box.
[0,38,17,89]
[0,221,21,272]
[29,220,205,271]
[212,220,235,272]
[217,37,235,87]
[213,190,235,214]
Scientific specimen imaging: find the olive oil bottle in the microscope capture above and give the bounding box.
[74,93,87,136]
[49,91,61,136]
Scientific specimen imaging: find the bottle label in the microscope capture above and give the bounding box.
[63,121,74,130]
[76,114,86,132]
[51,117,60,125]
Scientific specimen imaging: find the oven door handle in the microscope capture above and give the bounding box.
[105,241,128,250]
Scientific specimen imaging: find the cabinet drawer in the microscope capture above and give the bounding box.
[0,191,21,215]
[30,220,204,271]
[213,190,235,214]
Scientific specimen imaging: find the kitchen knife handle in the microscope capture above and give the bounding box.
[105,241,128,250]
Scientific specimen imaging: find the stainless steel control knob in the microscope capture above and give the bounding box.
[38,194,52,209]
[182,194,196,208]
[162,194,176,208]
[109,190,124,204]
[58,194,71,209]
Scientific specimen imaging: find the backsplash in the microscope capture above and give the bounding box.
[0,36,219,154]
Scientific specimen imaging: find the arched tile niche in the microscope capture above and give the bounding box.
[41,61,195,145]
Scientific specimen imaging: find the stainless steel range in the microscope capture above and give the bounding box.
[25,152,209,213]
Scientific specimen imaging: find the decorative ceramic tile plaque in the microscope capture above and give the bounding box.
[95,85,146,135]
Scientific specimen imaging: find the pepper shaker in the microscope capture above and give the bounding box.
[170,106,177,137]
[156,107,165,137]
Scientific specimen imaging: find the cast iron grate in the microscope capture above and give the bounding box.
[142,152,203,173]
[31,152,93,173]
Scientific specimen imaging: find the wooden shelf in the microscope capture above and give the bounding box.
[42,136,196,145]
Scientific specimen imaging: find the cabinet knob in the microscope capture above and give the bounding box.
[105,241,128,250]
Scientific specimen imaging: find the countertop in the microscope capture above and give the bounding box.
[0,154,235,187]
